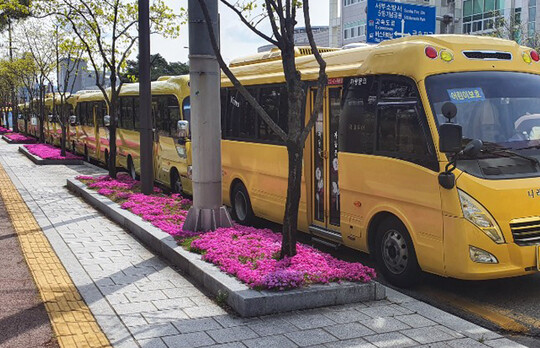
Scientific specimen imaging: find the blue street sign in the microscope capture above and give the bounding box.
[366,0,436,44]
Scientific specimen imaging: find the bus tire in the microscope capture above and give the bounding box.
[170,170,182,194]
[231,182,254,225]
[375,217,421,288]
[128,157,137,180]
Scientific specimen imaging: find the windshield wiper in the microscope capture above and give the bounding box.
[480,141,540,167]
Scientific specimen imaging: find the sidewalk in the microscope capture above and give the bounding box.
[0,141,526,348]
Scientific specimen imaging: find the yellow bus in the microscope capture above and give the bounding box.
[211,35,540,286]
[73,91,109,162]
[17,103,27,134]
[115,75,192,193]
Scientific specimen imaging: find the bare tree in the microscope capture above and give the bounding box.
[198,0,327,257]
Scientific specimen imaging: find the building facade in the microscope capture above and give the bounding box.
[333,0,538,46]
[258,26,330,52]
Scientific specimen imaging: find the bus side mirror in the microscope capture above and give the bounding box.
[48,114,54,122]
[69,115,77,126]
[104,115,111,127]
[177,120,189,140]
[439,123,462,154]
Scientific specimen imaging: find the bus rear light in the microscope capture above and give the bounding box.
[425,46,438,59]
[440,50,453,62]
[531,50,539,62]
[523,52,532,64]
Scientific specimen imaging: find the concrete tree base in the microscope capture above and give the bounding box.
[182,205,233,232]
[67,177,385,317]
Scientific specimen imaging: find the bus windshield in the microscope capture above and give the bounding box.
[426,71,540,149]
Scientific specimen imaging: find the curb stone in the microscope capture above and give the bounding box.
[19,146,85,165]
[67,177,386,317]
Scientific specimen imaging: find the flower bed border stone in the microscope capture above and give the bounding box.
[2,134,36,144]
[67,177,385,317]
[19,146,84,165]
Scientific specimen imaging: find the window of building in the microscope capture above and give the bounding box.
[462,0,504,34]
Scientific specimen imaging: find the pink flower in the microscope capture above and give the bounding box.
[77,174,376,290]
[5,133,36,143]
[25,144,82,160]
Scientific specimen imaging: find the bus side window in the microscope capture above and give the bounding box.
[258,85,288,143]
[339,76,377,154]
[376,76,436,169]
[120,97,135,130]
[169,96,180,136]
[133,97,140,130]
[228,89,257,140]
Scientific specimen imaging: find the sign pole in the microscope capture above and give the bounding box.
[183,0,233,232]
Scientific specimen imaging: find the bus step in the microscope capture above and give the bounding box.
[311,236,340,250]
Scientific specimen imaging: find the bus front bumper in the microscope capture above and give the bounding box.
[443,215,538,280]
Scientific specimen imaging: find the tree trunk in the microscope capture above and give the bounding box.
[280,141,304,257]
[39,88,45,143]
[61,124,67,157]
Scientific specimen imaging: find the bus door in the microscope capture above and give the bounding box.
[310,85,342,238]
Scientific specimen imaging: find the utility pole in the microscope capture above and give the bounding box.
[139,0,154,195]
[8,19,17,132]
[183,0,232,232]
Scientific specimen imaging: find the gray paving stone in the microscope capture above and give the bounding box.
[484,338,526,348]
[207,326,259,344]
[285,329,338,347]
[172,317,222,333]
[323,308,372,324]
[129,323,179,340]
[358,306,403,319]
[287,313,336,330]
[394,314,436,328]
[214,315,262,328]
[363,332,417,348]
[324,337,376,348]
[114,301,159,315]
[325,322,375,340]
[210,343,247,348]
[183,304,227,318]
[163,287,204,299]
[139,338,168,348]
[360,317,411,334]
[401,326,461,344]
[162,332,215,348]
[248,318,297,336]
[446,338,490,347]
[243,335,297,348]
[153,297,197,310]
[120,313,148,327]
[125,289,168,303]
[143,308,190,324]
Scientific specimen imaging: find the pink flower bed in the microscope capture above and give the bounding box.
[0,126,12,134]
[4,133,36,143]
[24,144,82,160]
[76,174,376,290]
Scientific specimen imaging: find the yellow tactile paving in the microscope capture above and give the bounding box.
[0,164,111,348]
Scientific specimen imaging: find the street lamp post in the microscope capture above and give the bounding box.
[183,0,232,232]
[139,0,154,195]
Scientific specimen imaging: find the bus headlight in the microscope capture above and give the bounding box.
[458,189,505,244]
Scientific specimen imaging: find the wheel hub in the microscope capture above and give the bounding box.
[382,229,408,275]
[234,191,247,221]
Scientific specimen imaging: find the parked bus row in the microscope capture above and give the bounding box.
[14,35,540,286]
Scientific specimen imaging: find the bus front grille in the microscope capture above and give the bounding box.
[510,217,540,245]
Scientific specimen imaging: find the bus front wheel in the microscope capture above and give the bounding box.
[231,182,254,225]
[170,170,182,194]
[375,217,421,288]
[128,157,137,180]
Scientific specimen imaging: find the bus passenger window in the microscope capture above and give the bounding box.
[228,90,257,140]
[133,97,140,130]
[169,96,180,135]
[182,97,190,124]
[339,76,377,154]
[120,97,134,130]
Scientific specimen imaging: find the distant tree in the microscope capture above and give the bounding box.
[36,0,181,178]
[122,53,189,82]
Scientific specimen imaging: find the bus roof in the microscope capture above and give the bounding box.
[223,35,539,86]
